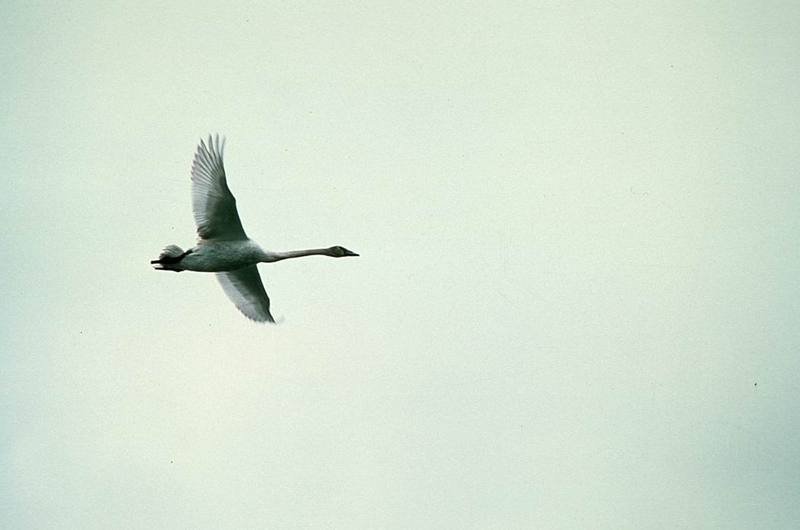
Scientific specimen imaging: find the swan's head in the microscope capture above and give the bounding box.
[329,245,359,257]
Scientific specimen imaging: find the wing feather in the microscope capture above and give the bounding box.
[216,265,275,323]
[191,135,247,240]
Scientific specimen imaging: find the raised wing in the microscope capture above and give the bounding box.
[191,135,247,241]
[216,265,275,323]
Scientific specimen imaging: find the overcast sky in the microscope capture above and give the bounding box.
[3,2,800,528]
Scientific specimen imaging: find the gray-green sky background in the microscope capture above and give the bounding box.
[3,2,799,528]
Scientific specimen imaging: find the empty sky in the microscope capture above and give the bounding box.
[2,1,800,528]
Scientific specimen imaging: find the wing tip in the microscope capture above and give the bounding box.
[243,310,277,324]
[191,133,227,179]
[193,134,225,166]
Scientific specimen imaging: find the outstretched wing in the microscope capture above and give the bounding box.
[216,265,275,323]
[191,134,247,241]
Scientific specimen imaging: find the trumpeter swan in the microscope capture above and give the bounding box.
[151,135,358,322]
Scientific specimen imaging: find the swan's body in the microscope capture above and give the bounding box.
[152,135,358,322]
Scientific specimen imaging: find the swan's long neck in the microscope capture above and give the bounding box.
[259,248,332,263]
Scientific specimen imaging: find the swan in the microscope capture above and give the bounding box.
[151,135,358,322]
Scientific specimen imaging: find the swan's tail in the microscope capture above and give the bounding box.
[151,245,189,271]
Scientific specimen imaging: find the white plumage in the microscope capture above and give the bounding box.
[152,135,358,322]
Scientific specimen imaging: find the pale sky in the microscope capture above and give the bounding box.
[2,2,800,528]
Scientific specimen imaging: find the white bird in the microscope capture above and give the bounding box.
[152,135,358,322]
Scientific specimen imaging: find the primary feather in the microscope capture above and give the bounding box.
[217,266,275,323]
[191,135,247,241]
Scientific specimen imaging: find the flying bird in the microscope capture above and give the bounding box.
[152,135,358,322]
